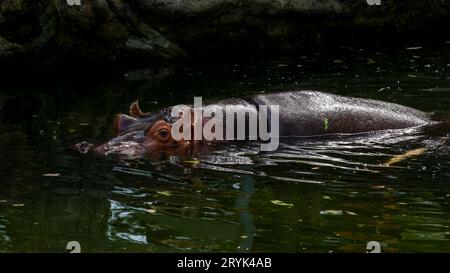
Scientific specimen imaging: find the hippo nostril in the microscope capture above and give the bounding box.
[158,151,167,161]
[171,141,178,148]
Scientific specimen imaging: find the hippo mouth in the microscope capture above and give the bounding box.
[94,129,195,159]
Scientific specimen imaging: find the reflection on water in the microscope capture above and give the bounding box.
[0,44,449,252]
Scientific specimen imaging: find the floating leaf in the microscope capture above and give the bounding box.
[157,191,172,196]
[0,200,7,203]
[406,46,422,50]
[322,195,331,200]
[384,204,399,210]
[270,200,294,208]
[383,148,427,166]
[320,210,343,215]
[367,59,376,64]
[146,209,156,214]
[182,159,201,164]
[323,117,329,131]
[345,211,357,215]
[377,87,391,92]
[43,173,60,177]
[12,204,25,207]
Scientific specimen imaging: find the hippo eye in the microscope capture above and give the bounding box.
[158,129,169,140]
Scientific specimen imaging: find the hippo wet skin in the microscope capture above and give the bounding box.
[91,91,435,159]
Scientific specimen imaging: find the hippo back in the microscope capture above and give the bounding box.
[249,91,430,136]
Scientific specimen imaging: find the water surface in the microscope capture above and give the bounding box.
[0,44,449,252]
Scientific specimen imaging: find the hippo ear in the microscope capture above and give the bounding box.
[130,101,144,118]
[114,114,137,136]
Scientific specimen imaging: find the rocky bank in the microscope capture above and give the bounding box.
[0,0,449,64]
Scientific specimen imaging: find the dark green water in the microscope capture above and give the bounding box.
[0,44,449,252]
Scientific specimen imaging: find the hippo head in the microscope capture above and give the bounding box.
[94,102,195,159]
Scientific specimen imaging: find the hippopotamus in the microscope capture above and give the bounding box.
[89,91,437,159]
